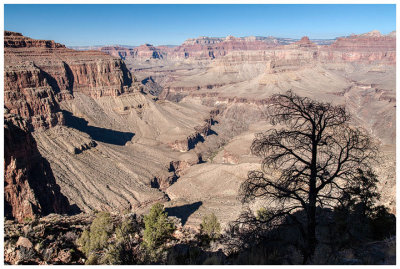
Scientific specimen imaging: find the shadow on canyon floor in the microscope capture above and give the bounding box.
[165,201,203,225]
[62,110,135,146]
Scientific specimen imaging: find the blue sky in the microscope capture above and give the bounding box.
[4,4,396,46]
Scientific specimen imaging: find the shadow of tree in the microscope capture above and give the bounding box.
[62,110,135,146]
[166,243,227,265]
[165,201,203,225]
[224,206,396,265]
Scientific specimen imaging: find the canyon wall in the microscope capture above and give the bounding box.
[319,31,396,64]
[4,31,141,130]
[4,113,73,222]
[96,31,395,64]
[170,31,396,63]
[99,44,167,61]
[4,31,142,221]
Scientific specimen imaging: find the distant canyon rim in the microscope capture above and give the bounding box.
[4,30,396,229]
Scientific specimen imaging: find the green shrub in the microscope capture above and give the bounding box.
[115,217,135,243]
[256,207,272,221]
[200,213,221,241]
[101,244,123,265]
[143,203,175,250]
[77,212,114,257]
[77,229,91,256]
[103,217,136,265]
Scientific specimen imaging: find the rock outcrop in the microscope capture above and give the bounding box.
[170,110,219,152]
[5,31,139,106]
[291,36,317,48]
[4,113,73,222]
[4,213,95,264]
[4,31,65,49]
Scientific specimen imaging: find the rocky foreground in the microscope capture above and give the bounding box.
[4,212,396,265]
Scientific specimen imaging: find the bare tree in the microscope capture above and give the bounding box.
[239,90,377,264]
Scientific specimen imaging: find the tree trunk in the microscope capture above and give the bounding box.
[303,137,318,264]
[304,195,317,264]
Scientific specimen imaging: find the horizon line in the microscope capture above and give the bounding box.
[5,29,396,48]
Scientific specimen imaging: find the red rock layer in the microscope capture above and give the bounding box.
[4,62,65,130]
[319,31,396,64]
[100,31,395,64]
[4,113,71,222]
[4,31,65,49]
[97,36,281,61]
[174,32,395,63]
[4,31,139,130]
[330,32,395,51]
[4,31,139,222]
[171,36,279,59]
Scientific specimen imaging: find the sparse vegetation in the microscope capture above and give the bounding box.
[76,212,144,265]
[77,212,113,264]
[101,216,137,265]
[142,203,175,251]
[23,217,33,223]
[200,213,221,242]
[333,168,395,244]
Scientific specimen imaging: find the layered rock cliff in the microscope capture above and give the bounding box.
[171,35,279,60]
[4,30,65,49]
[319,31,396,64]
[100,44,166,61]
[97,31,395,64]
[4,31,142,221]
[4,31,139,130]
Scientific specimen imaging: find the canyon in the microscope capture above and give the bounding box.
[4,29,396,232]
